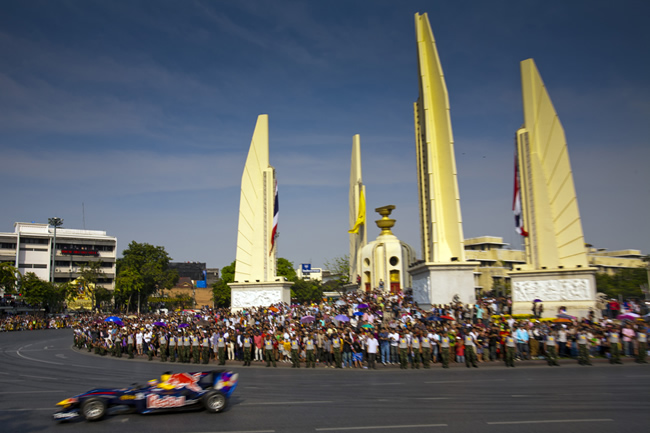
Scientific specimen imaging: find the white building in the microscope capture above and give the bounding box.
[0,222,117,290]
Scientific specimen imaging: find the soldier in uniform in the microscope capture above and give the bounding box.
[440,331,451,368]
[127,331,135,359]
[576,327,591,365]
[290,335,301,368]
[182,332,191,363]
[608,326,623,364]
[304,333,316,368]
[464,330,479,368]
[242,331,253,366]
[398,332,409,369]
[217,331,227,365]
[421,332,432,369]
[504,333,516,367]
[636,325,648,364]
[159,331,168,362]
[201,331,211,365]
[545,330,560,366]
[332,332,343,368]
[114,331,123,358]
[168,332,177,363]
[191,332,200,364]
[410,331,421,369]
[264,334,276,367]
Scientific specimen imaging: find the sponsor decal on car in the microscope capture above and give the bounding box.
[160,372,203,393]
[53,412,79,420]
[146,395,186,409]
[120,395,136,400]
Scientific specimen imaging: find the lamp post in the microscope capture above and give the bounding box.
[48,217,63,283]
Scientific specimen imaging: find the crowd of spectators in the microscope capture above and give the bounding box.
[3,290,648,368]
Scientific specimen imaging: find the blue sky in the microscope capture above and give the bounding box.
[1,0,648,270]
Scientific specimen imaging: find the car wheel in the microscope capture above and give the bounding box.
[81,398,107,421]
[203,391,227,413]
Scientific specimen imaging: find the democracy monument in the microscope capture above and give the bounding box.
[227,13,600,316]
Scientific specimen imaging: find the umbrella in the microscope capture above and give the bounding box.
[440,315,455,321]
[269,306,279,313]
[127,315,137,319]
[358,303,369,309]
[361,324,374,329]
[300,315,315,324]
[426,316,441,321]
[104,316,122,323]
[533,299,542,302]
[353,311,364,316]
[335,314,350,322]
[617,313,640,321]
[556,313,575,320]
[553,318,572,323]
[153,321,167,327]
[178,323,190,328]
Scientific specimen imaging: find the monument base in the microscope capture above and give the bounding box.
[509,268,597,319]
[409,262,476,309]
[228,281,293,313]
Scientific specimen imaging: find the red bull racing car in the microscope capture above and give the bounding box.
[53,370,238,421]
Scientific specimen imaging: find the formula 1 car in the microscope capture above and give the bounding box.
[53,370,238,421]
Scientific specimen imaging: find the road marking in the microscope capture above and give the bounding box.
[487,419,614,425]
[190,431,275,433]
[0,408,54,412]
[511,395,533,397]
[418,397,451,400]
[241,400,332,406]
[316,424,447,431]
[425,379,505,384]
[16,346,63,366]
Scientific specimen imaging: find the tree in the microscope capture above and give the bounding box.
[79,261,107,311]
[115,267,144,313]
[324,255,350,284]
[291,278,324,304]
[0,262,20,295]
[212,261,235,308]
[596,267,647,299]
[115,241,179,313]
[277,257,297,282]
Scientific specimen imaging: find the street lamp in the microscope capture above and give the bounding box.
[48,217,63,283]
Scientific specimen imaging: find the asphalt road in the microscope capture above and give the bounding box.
[0,329,648,433]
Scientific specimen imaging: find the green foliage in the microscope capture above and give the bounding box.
[78,260,107,309]
[324,255,350,284]
[212,260,235,308]
[277,257,297,282]
[291,278,324,304]
[491,279,511,297]
[596,267,648,298]
[19,273,69,312]
[149,293,194,310]
[0,262,20,294]
[115,241,178,312]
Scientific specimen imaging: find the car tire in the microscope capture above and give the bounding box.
[202,391,227,413]
[81,398,107,421]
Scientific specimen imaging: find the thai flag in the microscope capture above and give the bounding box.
[513,156,528,237]
[270,179,279,252]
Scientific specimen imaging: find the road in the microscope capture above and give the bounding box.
[0,329,648,433]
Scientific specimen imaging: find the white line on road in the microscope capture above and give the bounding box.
[16,346,63,366]
[316,424,447,431]
[425,379,505,384]
[487,419,614,425]
[241,400,333,406]
[417,397,451,400]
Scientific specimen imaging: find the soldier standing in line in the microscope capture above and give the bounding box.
[191,332,200,364]
[410,331,421,369]
[201,330,211,365]
[398,331,409,369]
[127,331,135,359]
[545,329,560,366]
[608,326,623,364]
[264,333,276,367]
[217,331,227,365]
[577,327,591,365]
[464,329,479,368]
[504,333,516,367]
[421,332,432,369]
[169,332,177,363]
[159,331,168,362]
[114,330,123,358]
[290,334,301,368]
[636,325,648,364]
[332,332,343,368]
[182,331,191,363]
[440,331,451,369]
[242,331,253,366]
[304,332,316,368]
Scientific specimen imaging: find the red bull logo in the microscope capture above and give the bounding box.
[146,395,186,409]
[162,372,203,393]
